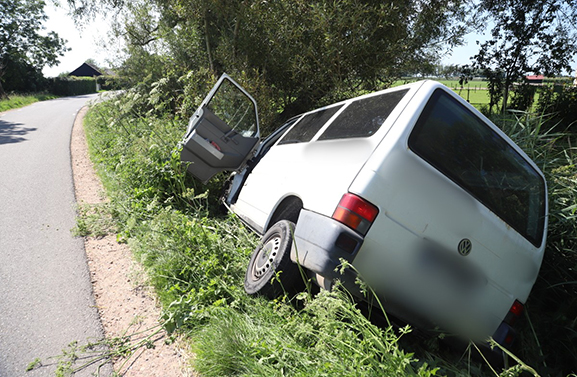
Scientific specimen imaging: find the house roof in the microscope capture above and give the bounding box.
[69,62,103,77]
[526,75,545,81]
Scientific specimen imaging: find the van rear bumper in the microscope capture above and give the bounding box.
[291,209,363,284]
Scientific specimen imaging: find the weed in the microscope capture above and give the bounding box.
[26,358,42,372]
[73,203,117,237]
[191,287,434,376]
[492,111,577,375]
[29,323,168,376]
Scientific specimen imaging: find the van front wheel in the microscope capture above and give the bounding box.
[244,220,302,299]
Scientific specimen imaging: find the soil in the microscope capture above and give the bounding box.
[70,107,195,376]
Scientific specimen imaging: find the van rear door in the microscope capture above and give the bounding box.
[180,74,260,183]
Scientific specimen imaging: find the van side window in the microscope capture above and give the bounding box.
[409,89,546,247]
[278,105,343,145]
[319,89,409,140]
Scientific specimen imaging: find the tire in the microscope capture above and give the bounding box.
[244,220,303,299]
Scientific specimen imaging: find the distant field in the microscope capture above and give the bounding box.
[452,87,490,107]
[436,79,489,90]
[395,79,490,108]
[396,78,489,89]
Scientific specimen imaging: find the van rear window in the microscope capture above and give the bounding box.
[409,89,546,247]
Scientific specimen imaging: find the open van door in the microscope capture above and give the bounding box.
[180,74,260,183]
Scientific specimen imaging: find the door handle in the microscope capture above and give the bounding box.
[221,130,240,145]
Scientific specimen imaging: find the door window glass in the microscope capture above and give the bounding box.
[207,79,258,137]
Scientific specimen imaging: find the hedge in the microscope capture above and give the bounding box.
[49,77,97,96]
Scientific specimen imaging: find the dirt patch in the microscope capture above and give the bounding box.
[71,106,195,376]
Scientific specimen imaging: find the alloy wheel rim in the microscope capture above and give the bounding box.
[252,236,281,279]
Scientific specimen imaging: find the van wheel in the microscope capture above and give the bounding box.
[244,220,302,299]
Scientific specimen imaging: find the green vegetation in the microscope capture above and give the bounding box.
[49,76,98,96]
[66,0,469,125]
[0,0,68,98]
[77,81,577,376]
[402,79,577,123]
[27,324,166,376]
[471,0,576,114]
[0,93,57,112]
[54,0,576,374]
[395,79,491,109]
[399,79,490,90]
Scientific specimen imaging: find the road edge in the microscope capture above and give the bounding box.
[70,105,193,376]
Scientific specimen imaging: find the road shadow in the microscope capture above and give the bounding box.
[0,119,36,145]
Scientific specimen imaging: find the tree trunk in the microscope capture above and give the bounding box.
[0,81,7,100]
[501,76,510,114]
[0,61,8,100]
[232,17,240,61]
[204,15,214,72]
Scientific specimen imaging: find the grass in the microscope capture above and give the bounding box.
[436,80,489,90]
[191,288,437,376]
[0,93,58,112]
[77,85,577,377]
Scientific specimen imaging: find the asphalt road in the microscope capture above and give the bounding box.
[0,95,111,376]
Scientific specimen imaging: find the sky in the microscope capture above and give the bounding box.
[440,32,491,67]
[42,2,117,77]
[41,4,576,78]
[442,32,577,74]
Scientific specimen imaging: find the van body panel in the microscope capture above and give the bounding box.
[231,84,422,233]
[346,82,546,339]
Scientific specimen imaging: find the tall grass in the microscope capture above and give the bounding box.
[80,87,577,376]
[192,287,440,377]
[493,110,577,374]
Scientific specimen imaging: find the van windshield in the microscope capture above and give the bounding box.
[409,89,546,247]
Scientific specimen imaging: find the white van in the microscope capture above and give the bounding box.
[180,74,548,348]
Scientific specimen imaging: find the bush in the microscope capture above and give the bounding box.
[0,56,49,93]
[96,75,129,91]
[509,82,536,112]
[535,85,577,131]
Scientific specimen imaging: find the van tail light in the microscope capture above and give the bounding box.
[493,300,525,347]
[332,193,379,235]
[504,300,524,327]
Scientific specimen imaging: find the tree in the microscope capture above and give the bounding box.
[0,0,68,97]
[473,0,577,114]
[93,0,469,125]
[0,55,48,93]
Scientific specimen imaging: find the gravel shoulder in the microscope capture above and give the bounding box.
[71,106,194,377]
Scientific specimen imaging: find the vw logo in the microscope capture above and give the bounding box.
[458,239,472,256]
